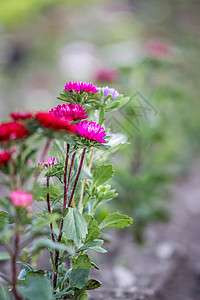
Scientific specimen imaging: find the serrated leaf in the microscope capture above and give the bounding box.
[77,239,106,253]
[92,164,114,187]
[68,269,90,289]
[18,274,53,300]
[31,238,73,254]
[83,214,100,243]
[99,213,133,229]
[84,279,101,290]
[72,254,91,270]
[63,208,88,246]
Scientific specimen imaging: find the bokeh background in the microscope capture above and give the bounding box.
[0,0,200,298]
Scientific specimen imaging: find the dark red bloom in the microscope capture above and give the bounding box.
[0,150,11,167]
[10,111,34,121]
[35,112,75,133]
[0,121,29,142]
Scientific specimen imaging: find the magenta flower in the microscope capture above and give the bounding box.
[76,120,106,143]
[10,190,33,207]
[65,81,99,94]
[50,103,87,120]
[39,157,55,168]
[101,86,119,99]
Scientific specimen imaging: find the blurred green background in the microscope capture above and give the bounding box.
[0,0,200,242]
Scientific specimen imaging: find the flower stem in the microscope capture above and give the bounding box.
[46,176,55,242]
[53,145,77,291]
[11,230,21,300]
[68,148,86,208]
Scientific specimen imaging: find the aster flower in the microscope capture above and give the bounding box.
[100,86,119,99]
[50,103,87,120]
[39,157,55,168]
[35,112,75,133]
[10,111,34,121]
[10,190,33,207]
[0,121,29,142]
[0,150,11,167]
[65,81,99,94]
[76,120,106,143]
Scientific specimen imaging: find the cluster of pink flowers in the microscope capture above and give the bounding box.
[10,190,33,207]
[65,81,99,94]
[0,121,29,142]
[39,157,55,168]
[50,103,87,120]
[95,68,118,83]
[76,120,106,143]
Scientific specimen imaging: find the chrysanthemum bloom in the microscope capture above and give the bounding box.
[95,68,118,82]
[0,150,11,167]
[35,112,75,133]
[10,190,33,207]
[65,81,99,94]
[50,103,87,120]
[76,120,106,143]
[101,86,119,99]
[39,157,55,168]
[0,121,29,142]
[10,111,34,121]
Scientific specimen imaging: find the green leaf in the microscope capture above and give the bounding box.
[72,254,91,270]
[99,213,133,229]
[68,269,90,289]
[77,239,107,253]
[0,252,10,261]
[31,238,73,255]
[0,284,10,300]
[77,290,88,300]
[83,214,100,243]
[84,279,101,290]
[63,208,88,247]
[18,274,53,300]
[92,164,114,187]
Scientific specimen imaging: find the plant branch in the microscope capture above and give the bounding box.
[11,230,21,300]
[68,148,86,208]
[46,176,55,242]
[35,139,51,180]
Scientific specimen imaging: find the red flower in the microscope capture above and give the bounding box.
[10,111,34,121]
[0,121,29,142]
[0,150,11,167]
[35,112,75,133]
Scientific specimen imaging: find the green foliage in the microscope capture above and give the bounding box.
[92,164,114,187]
[18,274,53,300]
[63,208,88,247]
[99,212,133,229]
[0,252,10,261]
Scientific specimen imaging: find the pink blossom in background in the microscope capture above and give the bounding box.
[50,103,87,120]
[95,68,118,82]
[76,120,106,143]
[0,150,11,167]
[10,190,33,207]
[10,111,34,121]
[65,81,99,93]
[39,157,55,168]
[146,42,171,59]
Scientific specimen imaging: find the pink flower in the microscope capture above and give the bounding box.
[65,81,99,94]
[76,120,106,143]
[146,42,171,59]
[39,157,55,168]
[50,103,87,120]
[10,111,34,121]
[10,190,33,207]
[95,68,118,82]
